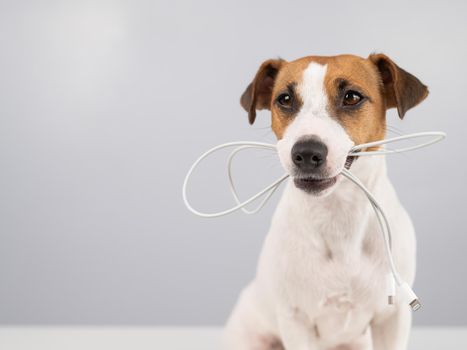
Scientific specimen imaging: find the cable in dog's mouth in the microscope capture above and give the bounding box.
[292,155,355,193]
[345,155,356,170]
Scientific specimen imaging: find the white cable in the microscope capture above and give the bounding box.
[349,131,446,156]
[182,142,288,218]
[183,132,445,217]
[227,146,284,215]
[182,131,446,310]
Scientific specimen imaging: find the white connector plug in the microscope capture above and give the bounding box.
[400,282,421,311]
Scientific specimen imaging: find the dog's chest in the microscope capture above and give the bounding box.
[267,189,388,341]
[278,237,384,306]
[275,238,386,341]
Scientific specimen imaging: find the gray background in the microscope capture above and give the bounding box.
[0,0,465,326]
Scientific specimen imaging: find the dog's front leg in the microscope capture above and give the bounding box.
[277,310,317,350]
[371,306,412,350]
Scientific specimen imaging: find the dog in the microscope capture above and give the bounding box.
[223,53,428,350]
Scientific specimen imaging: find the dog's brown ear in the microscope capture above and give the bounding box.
[368,53,429,119]
[240,59,286,124]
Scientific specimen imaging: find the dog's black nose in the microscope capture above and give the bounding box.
[291,138,328,171]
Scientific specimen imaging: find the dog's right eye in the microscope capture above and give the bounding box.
[343,90,364,107]
[277,93,292,108]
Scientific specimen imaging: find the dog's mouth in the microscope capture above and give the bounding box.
[293,175,338,194]
[293,156,356,194]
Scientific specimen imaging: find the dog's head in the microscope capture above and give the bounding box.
[241,54,428,195]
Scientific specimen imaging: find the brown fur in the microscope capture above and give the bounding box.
[240,54,428,147]
[322,55,387,147]
[240,59,285,125]
[368,53,429,119]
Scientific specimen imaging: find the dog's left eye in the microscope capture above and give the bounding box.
[343,90,363,106]
[277,93,293,108]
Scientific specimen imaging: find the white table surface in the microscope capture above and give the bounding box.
[0,327,466,350]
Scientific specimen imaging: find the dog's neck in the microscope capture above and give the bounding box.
[277,156,388,260]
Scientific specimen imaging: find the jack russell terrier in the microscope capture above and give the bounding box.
[224,53,428,350]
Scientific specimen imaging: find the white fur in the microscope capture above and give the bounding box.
[277,63,354,180]
[224,62,416,350]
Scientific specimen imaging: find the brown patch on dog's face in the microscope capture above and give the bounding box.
[269,59,309,139]
[322,55,387,147]
[265,55,385,143]
[241,54,428,146]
